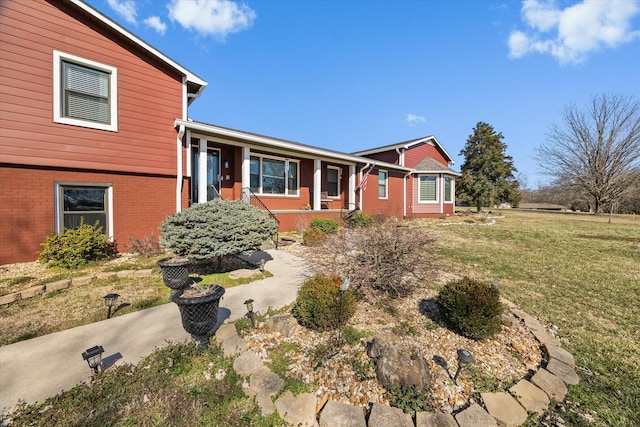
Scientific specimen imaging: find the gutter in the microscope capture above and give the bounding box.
[176,124,185,212]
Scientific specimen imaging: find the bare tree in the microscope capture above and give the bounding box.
[537,94,640,214]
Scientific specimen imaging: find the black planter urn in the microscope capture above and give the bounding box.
[157,257,193,296]
[172,284,225,348]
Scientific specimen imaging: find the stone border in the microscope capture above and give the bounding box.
[216,305,578,427]
[0,270,154,306]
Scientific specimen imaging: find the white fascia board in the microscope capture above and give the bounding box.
[68,0,207,89]
[415,169,462,176]
[175,119,411,172]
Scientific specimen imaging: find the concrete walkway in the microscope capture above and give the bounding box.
[0,249,307,414]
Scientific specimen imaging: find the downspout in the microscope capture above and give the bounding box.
[176,124,185,212]
[395,147,406,167]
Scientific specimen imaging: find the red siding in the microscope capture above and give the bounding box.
[0,165,188,264]
[360,169,404,219]
[0,0,184,176]
[404,142,449,168]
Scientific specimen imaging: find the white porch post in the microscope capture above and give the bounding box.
[242,147,251,200]
[175,125,185,212]
[197,139,207,203]
[348,164,356,209]
[313,159,322,210]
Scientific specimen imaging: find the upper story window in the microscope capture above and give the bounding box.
[418,175,438,203]
[53,51,118,132]
[378,170,388,199]
[250,155,299,196]
[444,176,453,202]
[327,166,341,197]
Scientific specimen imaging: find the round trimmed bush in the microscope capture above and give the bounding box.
[436,277,503,340]
[310,217,340,235]
[292,274,356,331]
[39,221,112,269]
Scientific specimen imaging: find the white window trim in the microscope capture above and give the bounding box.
[327,165,341,198]
[250,154,300,197]
[54,182,114,241]
[444,176,455,203]
[378,169,388,199]
[53,50,118,132]
[418,174,439,204]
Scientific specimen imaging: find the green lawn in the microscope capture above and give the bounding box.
[425,211,640,426]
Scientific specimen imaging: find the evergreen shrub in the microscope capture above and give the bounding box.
[159,199,278,261]
[39,221,112,269]
[292,274,356,331]
[302,227,326,246]
[344,211,375,228]
[310,217,340,234]
[436,277,503,340]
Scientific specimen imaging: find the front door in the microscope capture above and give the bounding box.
[192,145,220,203]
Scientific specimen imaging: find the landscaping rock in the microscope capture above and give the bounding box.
[274,391,317,427]
[71,275,95,286]
[46,279,71,292]
[134,269,153,278]
[115,270,136,278]
[501,312,517,328]
[318,400,366,427]
[531,328,561,346]
[531,368,567,401]
[220,335,247,357]
[509,379,549,414]
[233,350,264,376]
[95,272,117,280]
[367,334,431,390]
[415,411,458,427]
[454,403,497,427]
[546,358,580,385]
[245,366,284,415]
[368,403,413,427]
[481,392,528,427]
[265,313,299,337]
[21,285,45,299]
[215,323,238,342]
[545,344,576,367]
[0,293,18,305]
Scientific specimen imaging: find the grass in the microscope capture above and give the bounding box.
[7,342,287,426]
[3,211,639,426]
[424,210,640,427]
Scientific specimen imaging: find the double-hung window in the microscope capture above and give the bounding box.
[444,176,453,202]
[55,183,113,238]
[250,155,299,196]
[53,51,118,131]
[327,166,340,197]
[378,170,388,199]
[418,175,438,203]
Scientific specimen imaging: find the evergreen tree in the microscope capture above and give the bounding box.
[458,122,520,212]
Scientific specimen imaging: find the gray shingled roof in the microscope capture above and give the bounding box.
[414,157,460,175]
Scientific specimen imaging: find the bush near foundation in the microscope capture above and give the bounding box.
[310,217,340,235]
[436,277,503,340]
[39,221,112,269]
[292,274,356,331]
[159,199,278,263]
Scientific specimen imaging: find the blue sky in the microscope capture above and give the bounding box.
[87,0,640,188]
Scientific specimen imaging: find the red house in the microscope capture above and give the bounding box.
[0,0,458,264]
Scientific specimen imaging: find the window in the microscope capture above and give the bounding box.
[418,175,437,202]
[249,155,299,196]
[53,51,118,131]
[444,176,453,202]
[55,183,112,238]
[327,166,340,197]
[378,170,388,199]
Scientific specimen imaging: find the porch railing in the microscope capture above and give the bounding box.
[241,187,279,249]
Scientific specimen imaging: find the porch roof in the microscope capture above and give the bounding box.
[176,119,412,172]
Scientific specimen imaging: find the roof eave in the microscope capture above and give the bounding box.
[67,0,207,91]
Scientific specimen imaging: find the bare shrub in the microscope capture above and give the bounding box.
[308,221,438,300]
[128,233,164,258]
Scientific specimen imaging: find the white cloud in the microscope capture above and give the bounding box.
[167,0,256,40]
[406,114,426,127]
[144,16,167,35]
[106,0,137,24]
[509,0,640,64]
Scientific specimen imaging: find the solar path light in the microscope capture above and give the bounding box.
[453,348,474,384]
[244,299,255,328]
[103,293,119,319]
[82,345,104,374]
